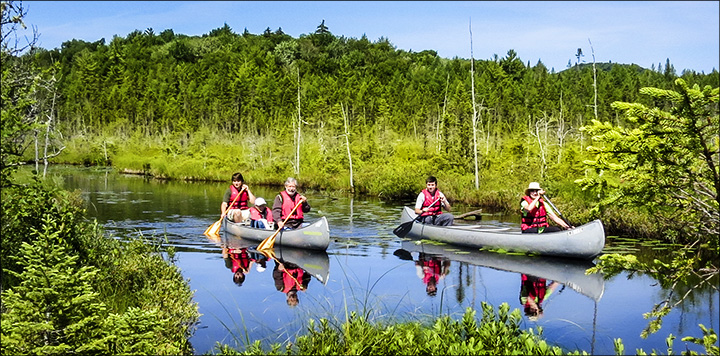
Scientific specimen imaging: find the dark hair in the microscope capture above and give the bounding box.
[232,172,245,182]
[426,176,437,184]
[233,270,246,286]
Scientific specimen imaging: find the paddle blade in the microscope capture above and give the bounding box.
[393,248,413,261]
[257,230,280,250]
[204,219,221,237]
[393,221,415,238]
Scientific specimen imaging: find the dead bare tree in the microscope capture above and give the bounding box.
[469,18,479,190]
[294,67,301,177]
[340,103,354,193]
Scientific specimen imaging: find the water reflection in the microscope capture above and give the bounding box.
[214,234,331,308]
[396,240,605,304]
[222,247,268,287]
[39,166,718,355]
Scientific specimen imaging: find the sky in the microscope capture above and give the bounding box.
[18,1,720,73]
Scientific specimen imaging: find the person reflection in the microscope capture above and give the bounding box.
[223,246,268,287]
[519,274,560,321]
[415,252,450,297]
[273,259,311,307]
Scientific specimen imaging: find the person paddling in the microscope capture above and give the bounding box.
[221,172,256,223]
[520,182,572,233]
[272,177,310,230]
[414,176,454,226]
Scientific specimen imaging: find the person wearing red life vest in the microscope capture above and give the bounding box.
[414,176,454,226]
[520,182,571,233]
[415,252,451,297]
[272,177,311,230]
[249,197,274,230]
[519,274,560,321]
[272,260,311,307]
[221,172,256,223]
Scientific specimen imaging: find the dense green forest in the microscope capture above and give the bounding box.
[18,19,717,240]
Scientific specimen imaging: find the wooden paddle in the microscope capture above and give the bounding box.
[393,197,441,238]
[257,199,304,250]
[542,194,573,228]
[204,186,246,237]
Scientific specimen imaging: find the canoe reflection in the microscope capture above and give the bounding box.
[218,234,330,307]
[396,240,605,302]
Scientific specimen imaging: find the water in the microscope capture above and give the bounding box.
[47,166,718,355]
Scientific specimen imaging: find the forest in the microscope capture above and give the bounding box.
[13,19,717,241]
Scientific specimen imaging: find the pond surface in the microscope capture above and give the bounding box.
[48,166,718,355]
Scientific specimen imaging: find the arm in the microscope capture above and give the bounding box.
[220,189,231,217]
[272,195,283,226]
[439,191,451,212]
[546,207,571,229]
[298,194,311,213]
[243,184,256,205]
[414,193,425,215]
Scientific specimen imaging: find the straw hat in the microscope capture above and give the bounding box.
[525,182,542,196]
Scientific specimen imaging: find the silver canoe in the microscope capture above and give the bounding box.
[398,240,604,301]
[223,217,330,251]
[398,207,605,260]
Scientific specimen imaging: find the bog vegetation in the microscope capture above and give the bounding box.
[2,1,718,354]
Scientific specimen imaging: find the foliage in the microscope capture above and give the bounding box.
[212,304,591,355]
[588,250,718,340]
[1,172,199,355]
[578,79,719,247]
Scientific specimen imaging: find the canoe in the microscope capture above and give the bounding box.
[397,207,605,260]
[222,216,330,251]
[222,235,330,284]
[397,240,604,301]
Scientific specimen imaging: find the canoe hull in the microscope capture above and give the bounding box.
[223,216,330,251]
[398,207,604,260]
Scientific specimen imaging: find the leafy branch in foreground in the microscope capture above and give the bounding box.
[578,78,719,247]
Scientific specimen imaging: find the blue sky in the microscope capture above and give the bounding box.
[20,1,720,73]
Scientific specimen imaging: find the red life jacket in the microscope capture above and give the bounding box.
[282,268,305,292]
[422,257,443,284]
[521,196,549,231]
[249,206,273,222]
[420,189,442,216]
[229,185,249,210]
[230,249,251,273]
[280,191,304,220]
[521,274,547,302]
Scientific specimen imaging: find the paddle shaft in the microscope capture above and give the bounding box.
[258,199,304,250]
[416,196,442,219]
[205,186,246,235]
[542,194,572,227]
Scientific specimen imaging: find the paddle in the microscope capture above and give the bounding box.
[259,248,305,290]
[393,197,441,238]
[393,248,414,261]
[542,194,573,228]
[257,199,304,250]
[204,186,246,237]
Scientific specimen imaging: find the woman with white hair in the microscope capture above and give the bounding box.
[520,182,572,233]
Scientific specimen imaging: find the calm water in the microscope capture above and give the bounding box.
[46,166,718,355]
